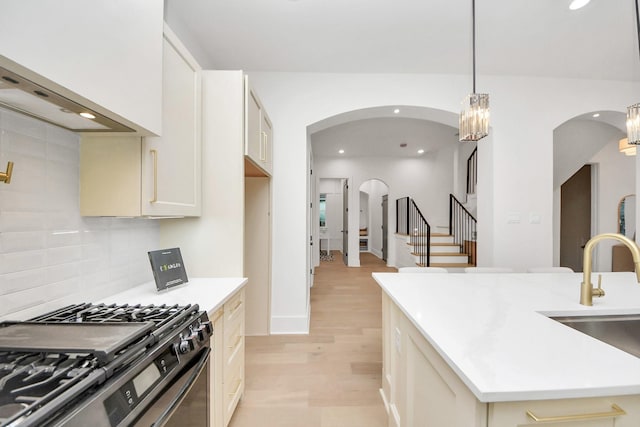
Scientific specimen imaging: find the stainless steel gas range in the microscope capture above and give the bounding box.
[0,303,212,427]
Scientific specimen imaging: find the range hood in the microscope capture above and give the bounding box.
[0,65,133,133]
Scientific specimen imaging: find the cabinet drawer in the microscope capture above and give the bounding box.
[224,291,244,329]
[224,317,244,366]
[223,350,244,425]
[489,398,626,426]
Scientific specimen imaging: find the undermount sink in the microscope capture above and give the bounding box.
[551,314,640,358]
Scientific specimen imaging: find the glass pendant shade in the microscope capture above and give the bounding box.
[627,103,640,145]
[619,137,637,156]
[459,93,490,142]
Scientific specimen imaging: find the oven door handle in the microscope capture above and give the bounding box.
[150,347,211,427]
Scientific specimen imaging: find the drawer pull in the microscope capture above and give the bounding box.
[210,310,223,324]
[526,403,626,423]
[227,335,243,349]
[229,300,243,315]
[228,380,242,397]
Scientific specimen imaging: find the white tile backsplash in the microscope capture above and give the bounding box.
[0,107,160,319]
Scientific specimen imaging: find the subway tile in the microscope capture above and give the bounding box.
[0,107,159,317]
[0,211,47,232]
[1,110,46,140]
[2,129,47,159]
[46,229,81,248]
[0,268,47,295]
[0,231,47,253]
[47,245,82,266]
[0,250,46,275]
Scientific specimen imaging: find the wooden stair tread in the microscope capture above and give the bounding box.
[431,243,461,247]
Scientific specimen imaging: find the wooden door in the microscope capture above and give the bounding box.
[342,179,349,265]
[382,194,388,262]
[560,164,591,272]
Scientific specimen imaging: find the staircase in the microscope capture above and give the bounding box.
[396,195,476,270]
[403,231,473,268]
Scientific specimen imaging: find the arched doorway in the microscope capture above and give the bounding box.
[553,110,633,271]
[358,179,390,265]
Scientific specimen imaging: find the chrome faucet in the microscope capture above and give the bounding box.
[581,233,640,306]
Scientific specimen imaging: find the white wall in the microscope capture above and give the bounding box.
[248,71,639,333]
[0,107,159,320]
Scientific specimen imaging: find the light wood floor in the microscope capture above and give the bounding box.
[228,252,397,427]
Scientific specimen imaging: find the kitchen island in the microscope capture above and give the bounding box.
[373,272,640,426]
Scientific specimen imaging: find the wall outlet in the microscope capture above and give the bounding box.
[394,327,401,353]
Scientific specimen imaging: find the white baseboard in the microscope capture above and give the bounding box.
[270,315,310,334]
[371,248,383,258]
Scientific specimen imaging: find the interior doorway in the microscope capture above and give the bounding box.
[357,179,389,265]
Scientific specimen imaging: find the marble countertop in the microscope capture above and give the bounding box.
[373,271,640,402]
[97,277,247,314]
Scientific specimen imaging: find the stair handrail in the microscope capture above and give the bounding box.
[467,147,478,195]
[409,199,432,267]
[449,194,477,265]
[396,197,432,266]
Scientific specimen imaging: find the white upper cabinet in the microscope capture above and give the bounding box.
[141,26,202,217]
[0,1,163,135]
[244,77,273,176]
[80,24,202,217]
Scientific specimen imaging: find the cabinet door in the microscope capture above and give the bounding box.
[142,25,202,217]
[245,86,262,166]
[244,77,272,177]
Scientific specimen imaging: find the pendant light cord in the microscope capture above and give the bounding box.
[472,0,477,94]
[635,0,640,64]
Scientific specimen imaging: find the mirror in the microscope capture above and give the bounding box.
[618,194,636,239]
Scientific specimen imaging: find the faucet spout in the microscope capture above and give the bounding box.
[581,233,640,306]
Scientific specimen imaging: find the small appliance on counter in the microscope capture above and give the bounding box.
[0,302,212,427]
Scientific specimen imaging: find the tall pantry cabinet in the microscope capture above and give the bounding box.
[159,70,272,331]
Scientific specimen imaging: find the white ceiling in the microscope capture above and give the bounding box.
[164,0,635,158]
[165,0,638,80]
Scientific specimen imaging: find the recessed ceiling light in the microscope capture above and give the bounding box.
[79,112,96,119]
[338,149,344,154]
[418,149,425,154]
[393,108,400,114]
[592,113,600,118]
[569,0,590,10]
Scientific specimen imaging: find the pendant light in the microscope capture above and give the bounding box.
[627,0,640,144]
[619,137,637,156]
[459,0,490,142]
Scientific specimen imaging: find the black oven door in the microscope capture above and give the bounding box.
[132,347,210,427]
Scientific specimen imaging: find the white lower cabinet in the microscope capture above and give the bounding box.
[381,294,640,427]
[210,289,245,427]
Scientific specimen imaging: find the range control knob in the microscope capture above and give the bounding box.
[195,322,212,341]
[178,335,197,354]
